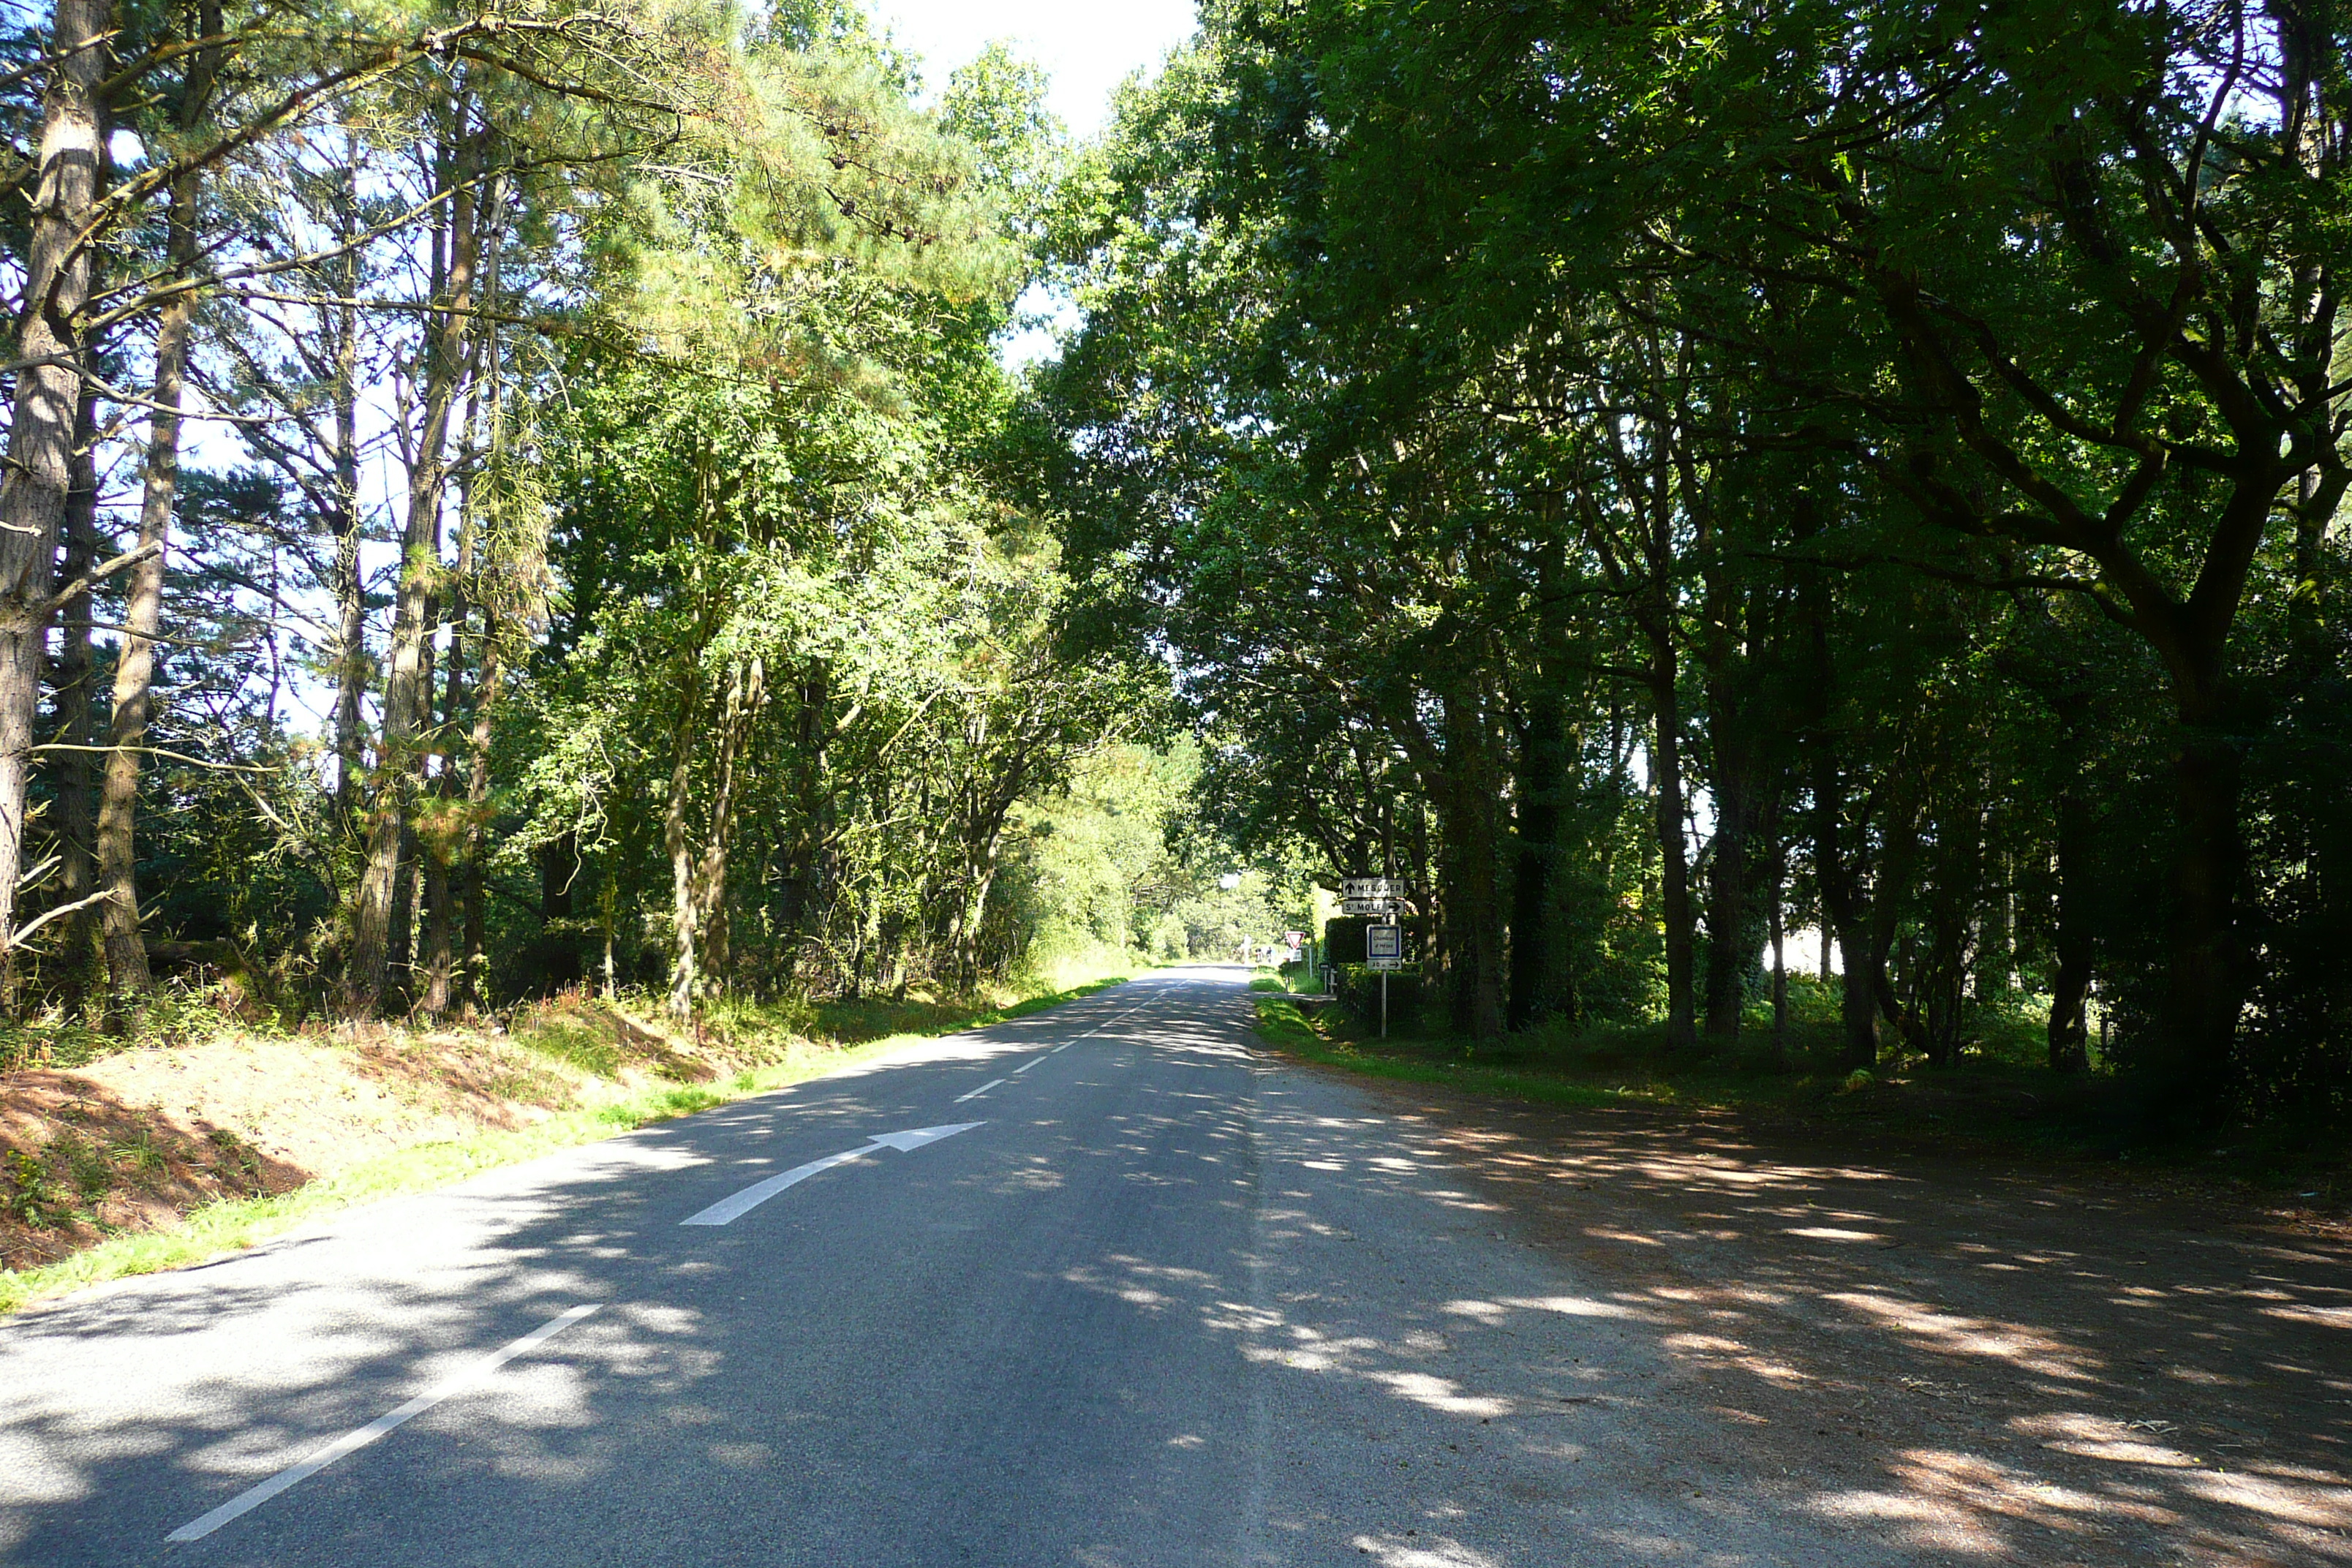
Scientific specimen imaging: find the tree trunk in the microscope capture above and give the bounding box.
[420,843,453,1017]
[1436,682,1505,1041]
[780,660,832,954]
[96,1,221,1005]
[599,869,617,1000]
[51,383,101,1010]
[2047,778,2093,1074]
[1507,685,1564,1032]
[2160,717,2243,1117]
[460,624,501,1009]
[389,823,419,984]
[1812,755,1880,1070]
[1703,709,1754,1044]
[346,130,479,1013]
[667,748,697,1019]
[664,662,705,1019]
[420,575,469,1019]
[690,657,765,998]
[0,0,109,1005]
[93,296,182,999]
[97,253,192,1003]
[1650,639,1697,1050]
[328,192,366,819]
[1767,836,1790,1064]
[388,589,439,994]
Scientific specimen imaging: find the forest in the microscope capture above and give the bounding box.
[0,0,2345,1140]
[0,0,1318,1055]
[1039,0,2351,1135]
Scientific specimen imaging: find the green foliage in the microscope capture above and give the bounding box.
[1036,0,2352,1138]
[0,4,1184,1035]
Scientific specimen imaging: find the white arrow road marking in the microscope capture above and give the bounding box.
[864,1121,986,1153]
[681,1122,987,1226]
[165,1304,600,1544]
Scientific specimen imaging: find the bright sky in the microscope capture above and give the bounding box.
[868,0,1200,135]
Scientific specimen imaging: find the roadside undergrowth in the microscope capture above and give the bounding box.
[1248,995,2347,1202]
[0,968,1137,1316]
[1249,995,1630,1112]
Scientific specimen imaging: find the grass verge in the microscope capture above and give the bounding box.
[0,973,1136,1316]
[1251,995,1629,1112]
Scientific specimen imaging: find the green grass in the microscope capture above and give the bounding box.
[1251,995,1632,1111]
[0,973,1137,1317]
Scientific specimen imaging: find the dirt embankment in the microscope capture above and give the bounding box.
[0,997,742,1274]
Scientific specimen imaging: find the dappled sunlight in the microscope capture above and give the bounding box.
[6,971,2346,1566]
[1277,1060,2352,1567]
[1349,1531,1507,1567]
[1820,1291,2096,1379]
[0,984,1214,1558]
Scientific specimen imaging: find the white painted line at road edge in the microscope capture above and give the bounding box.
[680,1123,986,1226]
[953,1078,1007,1104]
[165,1304,601,1544]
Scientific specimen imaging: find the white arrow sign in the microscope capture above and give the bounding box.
[682,1122,985,1226]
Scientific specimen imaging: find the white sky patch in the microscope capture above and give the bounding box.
[871,0,1199,136]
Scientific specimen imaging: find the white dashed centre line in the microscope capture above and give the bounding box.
[954,1078,1007,1104]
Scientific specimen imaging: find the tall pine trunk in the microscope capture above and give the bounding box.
[665,663,705,1019]
[52,385,102,1008]
[421,565,472,1020]
[460,622,501,1010]
[94,0,220,1003]
[328,168,366,819]
[347,127,479,1013]
[0,0,109,1003]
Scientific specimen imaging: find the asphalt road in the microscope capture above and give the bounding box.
[0,967,1886,1567]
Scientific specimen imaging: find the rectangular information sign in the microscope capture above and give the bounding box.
[1341,876,1401,902]
[1366,924,1403,970]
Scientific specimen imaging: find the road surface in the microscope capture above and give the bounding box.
[6,967,2333,1566]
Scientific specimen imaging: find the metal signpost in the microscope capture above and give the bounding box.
[1365,921,1403,1037]
[1336,876,1407,1032]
